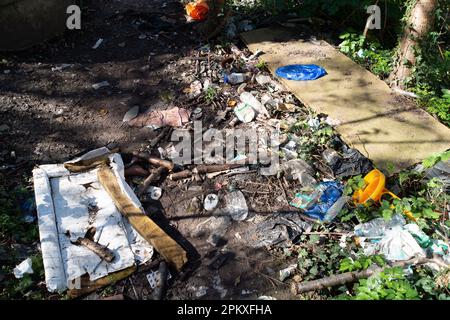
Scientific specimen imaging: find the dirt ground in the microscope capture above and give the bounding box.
[0,0,317,300]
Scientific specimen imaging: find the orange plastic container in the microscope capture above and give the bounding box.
[186,0,209,21]
[353,169,416,221]
[353,169,398,203]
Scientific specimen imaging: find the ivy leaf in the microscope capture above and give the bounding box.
[422,208,440,219]
[382,209,393,221]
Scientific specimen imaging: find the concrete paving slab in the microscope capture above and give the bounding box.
[241,27,450,172]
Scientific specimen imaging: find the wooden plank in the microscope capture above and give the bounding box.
[241,27,450,171]
[97,165,188,271]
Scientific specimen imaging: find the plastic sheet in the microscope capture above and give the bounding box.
[276,64,327,81]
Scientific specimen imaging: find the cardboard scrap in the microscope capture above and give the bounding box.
[128,107,191,128]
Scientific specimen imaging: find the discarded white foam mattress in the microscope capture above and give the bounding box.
[33,147,153,292]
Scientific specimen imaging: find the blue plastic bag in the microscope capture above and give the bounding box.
[276,64,327,81]
[304,181,343,221]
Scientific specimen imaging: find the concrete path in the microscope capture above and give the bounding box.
[241,27,450,172]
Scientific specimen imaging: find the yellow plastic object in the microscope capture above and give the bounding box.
[353,169,416,221]
[185,0,209,21]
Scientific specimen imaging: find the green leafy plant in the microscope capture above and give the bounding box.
[422,150,450,168]
[0,184,38,243]
[290,227,359,282]
[339,255,385,272]
[338,267,419,300]
[339,32,393,78]
[255,59,267,70]
[344,175,365,196]
[0,254,45,299]
[338,32,366,57]
[204,86,218,103]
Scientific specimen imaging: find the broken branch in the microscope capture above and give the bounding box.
[132,152,175,171]
[138,166,167,197]
[76,237,115,263]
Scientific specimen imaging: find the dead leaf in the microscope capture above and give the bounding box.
[277,103,297,112]
[227,100,237,108]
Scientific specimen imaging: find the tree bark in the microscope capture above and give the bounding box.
[200,0,227,39]
[389,0,438,89]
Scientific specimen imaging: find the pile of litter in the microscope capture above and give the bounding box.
[19,20,449,299]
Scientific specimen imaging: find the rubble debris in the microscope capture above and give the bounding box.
[128,107,191,128]
[13,258,33,279]
[276,64,327,81]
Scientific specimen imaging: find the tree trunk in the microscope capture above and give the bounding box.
[200,0,228,39]
[389,0,438,89]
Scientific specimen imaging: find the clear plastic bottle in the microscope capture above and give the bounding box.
[323,195,350,223]
[224,73,246,84]
[354,213,406,237]
[222,190,248,221]
[240,92,268,117]
[234,102,256,123]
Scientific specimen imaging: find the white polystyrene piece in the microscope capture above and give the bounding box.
[33,148,153,292]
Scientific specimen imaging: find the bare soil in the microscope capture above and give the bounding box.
[0,0,307,300]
